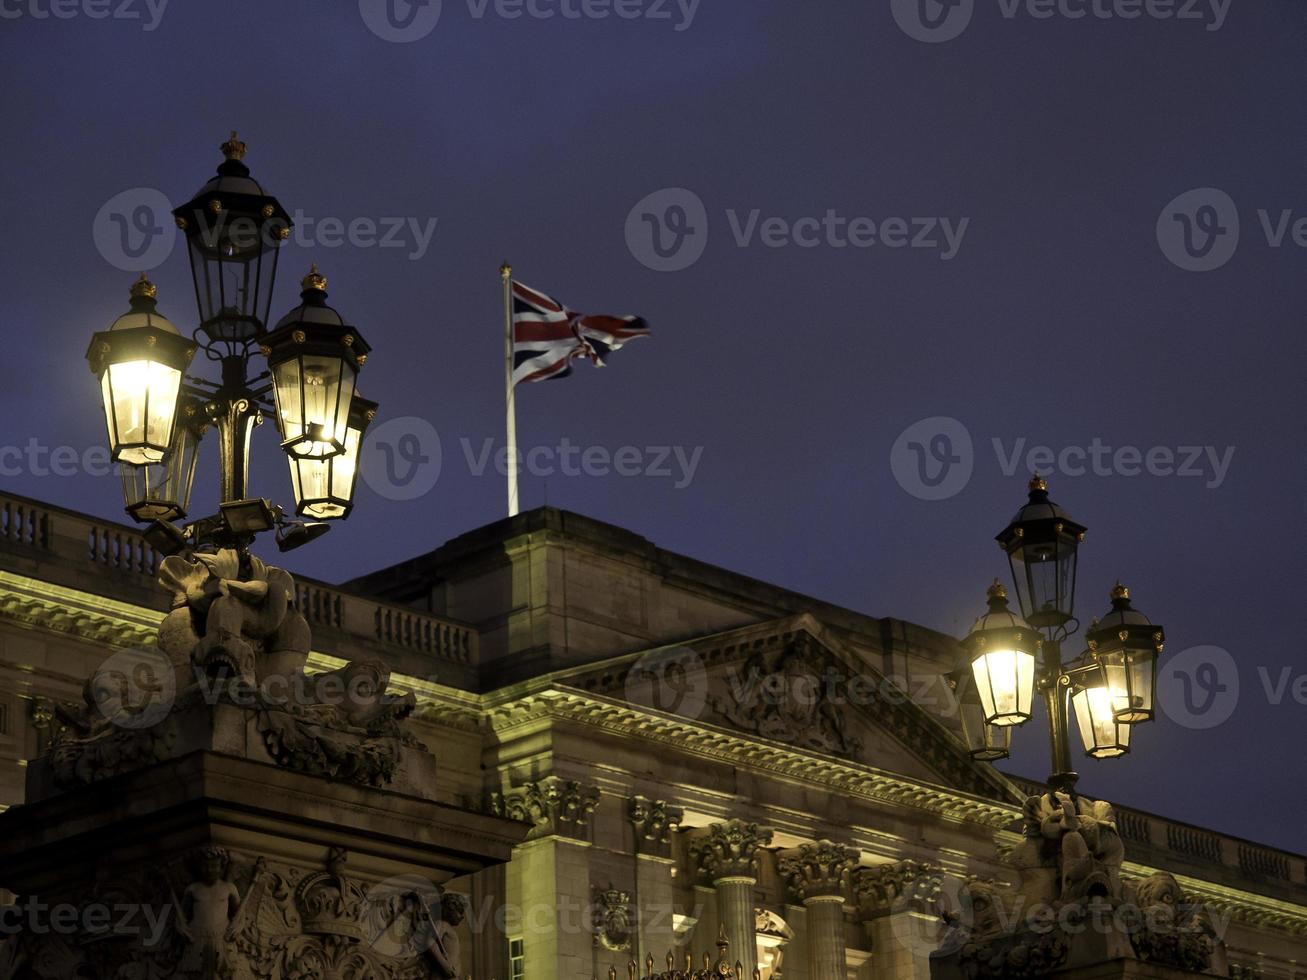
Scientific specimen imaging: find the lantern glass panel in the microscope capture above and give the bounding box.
[273,354,355,458]
[1104,649,1156,723]
[290,426,361,520]
[971,646,1035,727]
[120,420,201,523]
[1009,537,1078,628]
[101,360,182,465]
[1072,685,1131,758]
[959,695,1013,761]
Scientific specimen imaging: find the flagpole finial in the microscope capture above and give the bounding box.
[500,261,512,280]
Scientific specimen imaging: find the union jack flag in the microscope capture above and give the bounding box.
[511,280,650,386]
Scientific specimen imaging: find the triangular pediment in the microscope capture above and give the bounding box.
[562,613,1021,806]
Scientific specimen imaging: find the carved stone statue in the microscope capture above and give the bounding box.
[1009,791,1124,907]
[157,549,310,684]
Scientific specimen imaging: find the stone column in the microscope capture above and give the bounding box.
[689,819,774,979]
[492,777,602,979]
[851,861,944,980]
[779,841,859,980]
[629,796,683,967]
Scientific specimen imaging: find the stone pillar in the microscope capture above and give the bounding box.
[629,796,683,967]
[779,841,859,980]
[689,819,774,979]
[851,861,944,980]
[492,776,602,979]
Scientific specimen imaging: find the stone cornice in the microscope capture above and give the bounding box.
[0,570,160,651]
[483,687,1020,828]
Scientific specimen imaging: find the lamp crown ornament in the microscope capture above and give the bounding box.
[301,263,328,294]
[220,129,247,161]
[129,271,157,301]
[1028,471,1048,493]
[986,578,1008,603]
[1110,581,1130,602]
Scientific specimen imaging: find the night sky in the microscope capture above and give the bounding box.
[2,0,1304,852]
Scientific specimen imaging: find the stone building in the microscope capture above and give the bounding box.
[0,489,1304,979]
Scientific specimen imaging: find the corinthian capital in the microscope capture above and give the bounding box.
[778,840,860,902]
[489,776,601,842]
[629,796,684,858]
[689,820,774,882]
[851,860,944,920]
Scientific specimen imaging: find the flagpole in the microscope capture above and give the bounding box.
[501,262,520,518]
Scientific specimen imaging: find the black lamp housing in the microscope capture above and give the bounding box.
[1087,583,1164,724]
[171,132,292,344]
[996,474,1087,633]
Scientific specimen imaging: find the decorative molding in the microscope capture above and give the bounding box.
[778,840,860,902]
[593,883,634,951]
[629,796,683,858]
[489,776,601,842]
[688,820,775,882]
[707,633,863,759]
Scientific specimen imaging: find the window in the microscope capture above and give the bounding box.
[0,702,9,737]
[508,937,525,980]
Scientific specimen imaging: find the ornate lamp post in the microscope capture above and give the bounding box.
[953,475,1165,796]
[86,133,378,556]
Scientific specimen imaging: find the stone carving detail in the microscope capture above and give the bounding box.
[629,796,683,856]
[38,548,423,791]
[0,846,465,979]
[593,883,634,951]
[489,776,601,841]
[1010,791,1125,906]
[157,549,310,682]
[778,840,859,902]
[1127,872,1227,974]
[932,792,1221,979]
[689,820,775,882]
[852,860,944,919]
[708,636,862,758]
[940,878,1071,980]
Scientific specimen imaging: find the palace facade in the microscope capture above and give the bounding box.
[0,490,1303,979]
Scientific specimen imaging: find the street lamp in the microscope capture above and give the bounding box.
[87,134,380,554]
[958,475,1167,795]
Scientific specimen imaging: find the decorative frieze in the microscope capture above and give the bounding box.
[629,796,683,857]
[778,840,860,902]
[489,776,601,842]
[689,820,775,882]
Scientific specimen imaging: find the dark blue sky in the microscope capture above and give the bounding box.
[2,0,1304,851]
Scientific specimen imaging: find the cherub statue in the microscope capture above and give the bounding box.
[172,847,265,980]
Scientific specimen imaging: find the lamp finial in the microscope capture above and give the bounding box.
[1028,472,1048,493]
[1111,581,1130,601]
[221,130,247,161]
[301,264,328,294]
[129,272,157,300]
